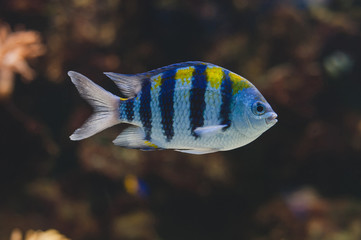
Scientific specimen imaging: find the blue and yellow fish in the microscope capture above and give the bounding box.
[68,61,277,154]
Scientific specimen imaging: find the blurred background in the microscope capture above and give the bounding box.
[1,0,361,239]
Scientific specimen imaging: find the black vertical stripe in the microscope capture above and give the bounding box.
[219,70,232,130]
[190,64,208,138]
[159,69,177,142]
[140,79,152,140]
[125,98,135,122]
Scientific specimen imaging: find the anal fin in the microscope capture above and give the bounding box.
[113,126,161,150]
[175,149,219,155]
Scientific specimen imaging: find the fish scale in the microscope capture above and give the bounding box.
[171,70,192,145]
[68,61,277,154]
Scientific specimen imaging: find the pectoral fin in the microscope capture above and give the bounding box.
[113,126,161,150]
[194,124,228,138]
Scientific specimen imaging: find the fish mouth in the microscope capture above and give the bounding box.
[265,112,278,125]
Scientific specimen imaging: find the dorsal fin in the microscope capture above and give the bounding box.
[104,61,213,97]
[104,72,144,98]
[139,61,211,77]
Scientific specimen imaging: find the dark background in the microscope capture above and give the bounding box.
[1,0,361,239]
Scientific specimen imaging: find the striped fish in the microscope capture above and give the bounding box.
[68,61,277,154]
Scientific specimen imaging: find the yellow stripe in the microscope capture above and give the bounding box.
[175,67,194,85]
[119,97,128,101]
[205,66,223,89]
[229,72,251,95]
[144,140,158,149]
[151,74,162,90]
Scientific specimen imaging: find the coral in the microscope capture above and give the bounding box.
[10,229,70,240]
[0,22,45,98]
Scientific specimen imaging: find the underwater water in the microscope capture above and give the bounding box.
[1,0,361,239]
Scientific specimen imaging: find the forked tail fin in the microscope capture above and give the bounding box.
[68,71,120,140]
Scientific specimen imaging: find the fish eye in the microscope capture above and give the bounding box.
[252,101,266,115]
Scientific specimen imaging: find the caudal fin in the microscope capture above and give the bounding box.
[68,71,120,140]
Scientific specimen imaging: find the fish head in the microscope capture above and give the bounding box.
[233,86,277,139]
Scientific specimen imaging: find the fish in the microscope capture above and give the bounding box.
[68,61,277,154]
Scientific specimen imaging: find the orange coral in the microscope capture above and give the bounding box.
[10,229,70,240]
[0,22,46,98]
